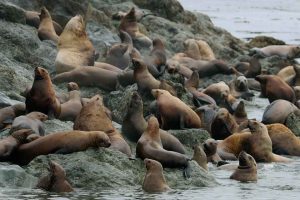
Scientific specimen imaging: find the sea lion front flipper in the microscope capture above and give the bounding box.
[183,161,192,179]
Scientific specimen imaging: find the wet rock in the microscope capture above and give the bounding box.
[285,112,300,137]
[0,2,26,24]
[168,129,211,148]
[248,36,286,48]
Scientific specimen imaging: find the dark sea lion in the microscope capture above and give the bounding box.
[233,101,248,124]
[37,7,59,43]
[255,74,296,103]
[36,161,73,193]
[73,95,131,156]
[262,99,298,124]
[250,45,300,59]
[142,158,170,193]
[183,39,215,61]
[203,139,222,164]
[26,67,61,118]
[192,144,208,170]
[151,89,201,130]
[9,112,48,136]
[55,15,95,74]
[195,104,217,133]
[11,130,111,166]
[136,117,190,176]
[230,151,257,182]
[0,103,26,130]
[234,56,261,78]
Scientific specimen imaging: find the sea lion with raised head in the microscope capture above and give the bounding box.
[192,144,208,170]
[228,75,254,100]
[0,103,26,130]
[37,7,59,43]
[203,139,222,164]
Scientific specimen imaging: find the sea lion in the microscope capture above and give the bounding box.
[229,151,257,182]
[142,158,170,193]
[11,130,111,166]
[0,129,33,161]
[55,15,95,74]
[122,92,186,154]
[37,7,59,43]
[262,99,298,124]
[36,161,73,193]
[293,64,300,86]
[183,39,215,61]
[136,116,190,176]
[203,139,222,164]
[151,89,201,130]
[166,59,193,79]
[195,104,217,133]
[95,62,123,73]
[0,103,26,130]
[250,45,300,59]
[233,101,248,124]
[255,74,296,103]
[73,95,131,156]
[26,67,61,118]
[228,76,254,100]
[119,7,152,49]
[9,112,48,136]
[277,65,295,86]
[192,144,208,170]
[234,56,261,78]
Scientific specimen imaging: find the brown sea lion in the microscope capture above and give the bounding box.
[11,130,111,166]
[73,95,131,156]
[122,92,186,154]
[26,67,61,118]
[166,59,193,79]
[119,7,152,49]
[0,129,33,161]
[37,7,59,43]
[9,112,48,136]
[277,65,295,86]
[255,75,296,103]
[230,151,257,182]
[0,103,26,130]
[136,117,190,176]
[36,161,73,193]
[183,39,215,61]
[203,139,222,164]
[192,144,208,170]
[250,45,300,59]
[151,89,201,130]
[142,158,170,193]
[234,56,261,78]
[262,99,298,124]
[228,75,254,100]
[195,104,217,133]
[55,15,95,74]
[233,101,248,124]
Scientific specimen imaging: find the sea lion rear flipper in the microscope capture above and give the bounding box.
[183,161,192,179]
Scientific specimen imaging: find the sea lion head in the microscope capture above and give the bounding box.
[132,58,147,71]
[255,74,267,83]
[151,89,169,99]
[238,151,257,169]
[125,7,137,22]
[128,91,143,114]
[144,158,163,172]
[63,15,86,37]
[234,101,247,118]
[147,116,160,137]
[39,7,50,20]
[67,82,79,91]
[202,138,218,157]
[11,129,35,143]
[49,161,66,179]
[247,120,267,135]
[166,59,180,73]
[27,111,48,121]
[185,71,199,88]
[152,38,165,50]
[235,76,248,91]
[34,67,50,81]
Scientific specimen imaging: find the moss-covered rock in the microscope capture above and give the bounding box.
[248,36,286,48]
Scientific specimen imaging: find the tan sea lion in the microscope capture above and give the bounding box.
[203,139,222,164]
[151,89,201,130]
[183,39,215,61]
[37,7,59,43]
[192,144,208,170]
[36,161,73,193]
[0,103,26,130]
[142,158,170,193]
[136,116,190,176]
[250,45,300,59]
[228,75,254,100]
[26,67,61,118]
[11,130,111,166]
[55,15,95,74]
[95,62,123,73]
[255,75,296,103]
[9,112,48,136]
[277,66,295,86]
[230,151,257,182]
[73,95,131,156]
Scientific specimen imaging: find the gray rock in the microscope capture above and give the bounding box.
[0,92,23,108]
[285,113,300,137]
[44,119,73,134]
[0,2,26,24]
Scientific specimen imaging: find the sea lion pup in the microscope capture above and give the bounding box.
[26,67,61,118]
[122,92,186,154]
[11,130,111,166]
[230,151,257,182]
[55,15,95,74]
[0,103,26,130]
[119,7,152,49]
[262,99,298,124]
[36,161,73,193]
[228,75,254,100]
[210,108,239,140]
[250,45,300,59]
[53,67,119,91]
[185,71,216,106]
[9,112,48,136]
[183,39,215,61]
[192,144,208,170]
[58,82,82,121]
[73,95,131,156]
[255,74,296,103]
[132,58,176,96]
[151,89,201,130]
[203,139,222,164]
[37,7,59,43]
[136,117,190,176]
[195,104,217,133]
[0,129,33,161]
[234,56,261,78]
[142,158,170,193]
[277,66,295,86]
[233,101,248,125]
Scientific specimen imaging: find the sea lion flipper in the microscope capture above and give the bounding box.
[183,162,192,179]
[55,148,73,154]
[240,92,254,101]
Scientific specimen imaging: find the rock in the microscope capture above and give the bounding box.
[44,119,73,134]
[285,113,300,137]
[0,92,23,108]
[248,36,286,48]
[168,129,211,148]
[0,2,26,24]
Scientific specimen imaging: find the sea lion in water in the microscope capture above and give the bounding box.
[255,75,296,103]
[262,99,298,124]
[26,67,61,118]
[151,89,201,130]
[36,161,73,193]
[192,144,208,170]
[37,7,59,43]
[73,95,131,156]
[183,39,215,61]
[11,130,111,166]
[9,112,48,136]
[142,158,170,193]
[55,15,95,74]
[250,45,300,59]
[230,151,257,182]
[0,103,26,130]
[136,116,190,176]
